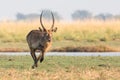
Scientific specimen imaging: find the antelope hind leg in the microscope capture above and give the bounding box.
[30,49,38,68]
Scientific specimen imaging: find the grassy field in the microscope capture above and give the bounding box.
[0,56,119,80]
[0,20,120,51]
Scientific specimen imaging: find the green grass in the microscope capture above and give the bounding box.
[0,56,119,70]
[0,56,120,80]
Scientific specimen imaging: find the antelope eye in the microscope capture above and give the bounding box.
[46,33,49,36]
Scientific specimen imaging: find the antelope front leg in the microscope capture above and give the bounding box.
[36,51,44,63]
[40,51,45,63]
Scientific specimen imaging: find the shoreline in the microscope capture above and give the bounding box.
[0,45,119,52]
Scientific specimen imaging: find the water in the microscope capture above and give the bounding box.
[0,52,120,56]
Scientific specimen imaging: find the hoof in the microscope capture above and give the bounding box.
[35,64,38,67]
[32,65,35,69]
[32,64,38,69]
[40,58,44,63]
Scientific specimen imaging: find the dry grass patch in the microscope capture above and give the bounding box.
[0,68,120,80]
[0,20,120,52]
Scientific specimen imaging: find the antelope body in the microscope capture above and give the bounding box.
[26,11,57,68]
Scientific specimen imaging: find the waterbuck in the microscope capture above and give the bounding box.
[26,11,57,68]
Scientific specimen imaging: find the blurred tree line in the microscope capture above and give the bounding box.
[16,10,120,21]
[16,10,62,21]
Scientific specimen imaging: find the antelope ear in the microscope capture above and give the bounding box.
[52,27,57,32]
[39,27,42,32]
[43,28,47,32]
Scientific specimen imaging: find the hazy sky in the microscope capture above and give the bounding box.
[0,0,120,20]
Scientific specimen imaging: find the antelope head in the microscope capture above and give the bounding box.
[39,11,57,43]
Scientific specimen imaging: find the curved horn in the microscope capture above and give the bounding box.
[40,11,46,30]
[51,12,54,29]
